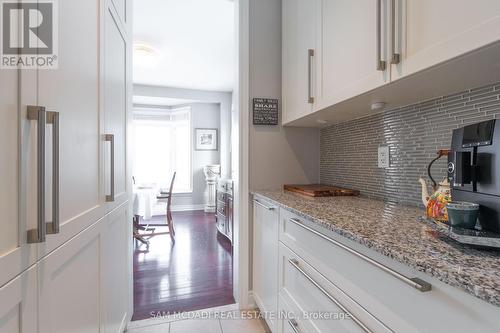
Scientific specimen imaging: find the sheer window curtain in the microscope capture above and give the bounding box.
[133,107,192,193]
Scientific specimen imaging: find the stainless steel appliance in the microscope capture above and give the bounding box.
[448,119,500,233]
[215,179,233,243]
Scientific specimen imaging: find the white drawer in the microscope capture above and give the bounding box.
[279,208,500,333]
[278,242,391,333]
[278,295,313,333]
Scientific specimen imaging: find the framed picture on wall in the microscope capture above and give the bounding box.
[195,128,218,151]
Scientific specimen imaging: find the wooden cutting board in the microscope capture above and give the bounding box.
[284,184,360,197]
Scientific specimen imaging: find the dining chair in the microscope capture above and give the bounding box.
[133,172,177,245]
[156,171,176,242]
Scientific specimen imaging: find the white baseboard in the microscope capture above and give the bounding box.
[171,204,205,212]
[246,291,257,310]
[151,204,206,215]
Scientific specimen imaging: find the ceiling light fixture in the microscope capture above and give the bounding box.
[133,42,160,67]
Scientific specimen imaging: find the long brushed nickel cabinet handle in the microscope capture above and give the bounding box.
[27,106,47,243]
[308,49,315,103]
[288,218,432,292]
[390,0,401,64]
[46,111,60,234]
[376,0,386,71]
[288,258,374,333]
[105,134,115,202]
[253,199,276,210]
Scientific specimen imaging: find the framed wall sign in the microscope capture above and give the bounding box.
[253,98,279,125]
[195,128,218,151]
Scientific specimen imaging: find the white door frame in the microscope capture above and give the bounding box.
[125,0,253,323]
[233,0,251,310]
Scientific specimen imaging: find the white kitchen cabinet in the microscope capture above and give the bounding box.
[252,196,279,332]
[0,68,20,285]
[0,266,37,333]
[278,243,389,333]
[104,3,129,212]
[282,0,389,125]
[279,207,500,333]
[317,0,390,111]
[38,221,101,333]
[101,204,129,333]
[392,0,500,80]
[37,0,102,256]
[282,0,500,127]
[0,65,38,288]
[0,0,131,331]
[282,0,321,124]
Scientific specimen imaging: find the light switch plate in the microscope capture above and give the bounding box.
[378,145,390,168]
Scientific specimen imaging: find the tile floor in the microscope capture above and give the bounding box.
[127,314,269,333]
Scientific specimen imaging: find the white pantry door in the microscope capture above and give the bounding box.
[36,0,103,256]
[0,66,38,287]
[38,221,102,333]
[103,3,129,213]
[0,266,38,333]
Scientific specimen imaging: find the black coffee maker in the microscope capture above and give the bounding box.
[448,119,500,233]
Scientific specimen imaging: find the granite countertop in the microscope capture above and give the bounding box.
[252,190,500,307]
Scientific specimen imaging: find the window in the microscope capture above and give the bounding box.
[133,107,191,193]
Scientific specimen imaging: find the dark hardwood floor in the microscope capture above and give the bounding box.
[132,210,234,321]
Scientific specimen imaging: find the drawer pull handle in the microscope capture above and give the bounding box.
[289,258,373,333]
[288,319,301,333]
[253,199,276,210]
[288,218,431,292]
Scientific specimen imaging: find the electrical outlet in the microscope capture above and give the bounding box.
[378,145,390,168]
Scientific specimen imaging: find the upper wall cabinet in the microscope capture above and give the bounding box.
[283,0,391,125]
[316,0,390,111]
[392,0,500,80]
[282,0,321,124]
[282,0,500,126]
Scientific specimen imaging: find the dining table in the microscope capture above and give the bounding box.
[132,185,158,221]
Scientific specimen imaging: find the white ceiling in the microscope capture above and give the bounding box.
[133,0,235,92]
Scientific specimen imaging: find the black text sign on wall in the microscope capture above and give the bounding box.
[253,98,279,125]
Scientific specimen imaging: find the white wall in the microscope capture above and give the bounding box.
[174,103,221,208]
[249,0,320,190]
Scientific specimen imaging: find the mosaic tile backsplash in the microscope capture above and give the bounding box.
[320,82,500,207]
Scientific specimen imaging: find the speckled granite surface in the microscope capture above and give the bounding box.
[252,190,500,307]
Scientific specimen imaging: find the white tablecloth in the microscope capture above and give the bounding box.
[133,186,158,220]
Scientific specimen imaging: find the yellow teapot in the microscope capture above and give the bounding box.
[419,150,452,222]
